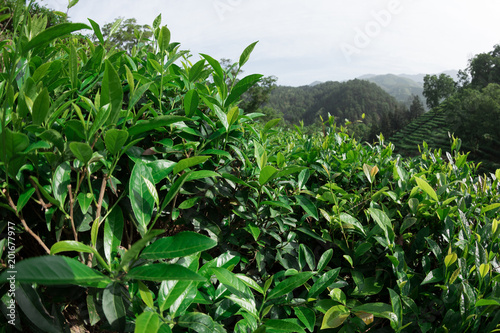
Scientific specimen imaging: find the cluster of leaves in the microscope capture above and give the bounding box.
[1,2,500,332]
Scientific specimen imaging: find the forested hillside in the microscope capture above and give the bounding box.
[359,74,425,106]
[263,79,421,141]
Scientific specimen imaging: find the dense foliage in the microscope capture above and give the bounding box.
[263,80,414,141]
[1,2,500,333]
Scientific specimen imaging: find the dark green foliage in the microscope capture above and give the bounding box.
[423,74,456,109]
[264,79,412,141]
[1,3,500,333]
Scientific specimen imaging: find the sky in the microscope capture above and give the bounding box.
[40,0,500,86]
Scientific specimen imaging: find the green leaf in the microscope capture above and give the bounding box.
[414,176,438,201]
[157,255,200,312]
[226,295,258,317]
[52,161,71,208]
[129,161,155,235]
[178,197,201,209]
[352,302,394,319]
[261,200,293,212]
[128,81,152,111]
[239,41,258,67]
[0,128,29,161]
[173,156,210,175]
[32,88,50,125]
[50,240,110,272]
[211,268,254,300]
[200,54,224,81]
[259,165,278,185]
[294,307,316,332]
[15,283,62,333]
[421,267,445,285]
[308,268,341,299]
[67,0,79,9]
[479,263,490,279]
[143,176,159,207]
[299,244,316,271]
[69,142,93,164]
[102,60,123,125]
[135,312,160,333]
[213,105,229,130]
[23,22,91,54]
[296,195,318,221]
[481,203,500,214]
[321,305,350,329]
[227,106,239,126]
[90,104,112,138]
[444,253,458,268]
[17,187,36,213]
[104,206,124,263]
[158,172,191,213]
[267,272,314,300]
[475,298,500,307]
[367,208,394,243]
[317,249,333,272]
[88,19,104,44]
[235,274,264,295]
[141,231,217,259]
[225,74,263,107]
[126,263,205,282]
[105,129,129,155]
[264,319,306,333]
[0,255,110,288]
[128,115,189,136]
[184,89,199,117]
[103,282,126,332]
[158,26,171,53]
[178,312,217,333]
[120,230,164,271]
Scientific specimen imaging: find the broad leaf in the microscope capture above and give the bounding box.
[184,89,199,117]
[52,161,71,208]
[264,319,305,333]
[414,176,438,201]
[0,256,110,288]
[102,60,123,125]
[239,41,258,67]
[102,282,126,332]
[135,312,160,333]
[259,165,278,185]
[128,115,189,136]
[69,142,93,165]
[321,305,350,329]
[129,161,155,235]
[105,129,129,155]
[173,156,210,175]
[308,268,341,299]
[267,272,314,300]
[225,74,263,107]
[23,23,91,53]
[141,231,217,259]
[104,206,124,263]
[126,263,205,282]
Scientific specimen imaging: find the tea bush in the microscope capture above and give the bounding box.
[0,2,499,332]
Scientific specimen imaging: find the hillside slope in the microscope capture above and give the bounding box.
[265,79,403,127]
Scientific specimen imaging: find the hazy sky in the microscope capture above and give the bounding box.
[40,0,500,86]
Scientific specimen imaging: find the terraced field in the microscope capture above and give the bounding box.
[389,107,451,155]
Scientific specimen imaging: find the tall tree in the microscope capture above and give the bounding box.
[408,95,425,120]
[466,44,500,89]
[95,17,153,54]
[423,74,456,109]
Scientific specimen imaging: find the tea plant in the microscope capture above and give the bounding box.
[1,1,499,332]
